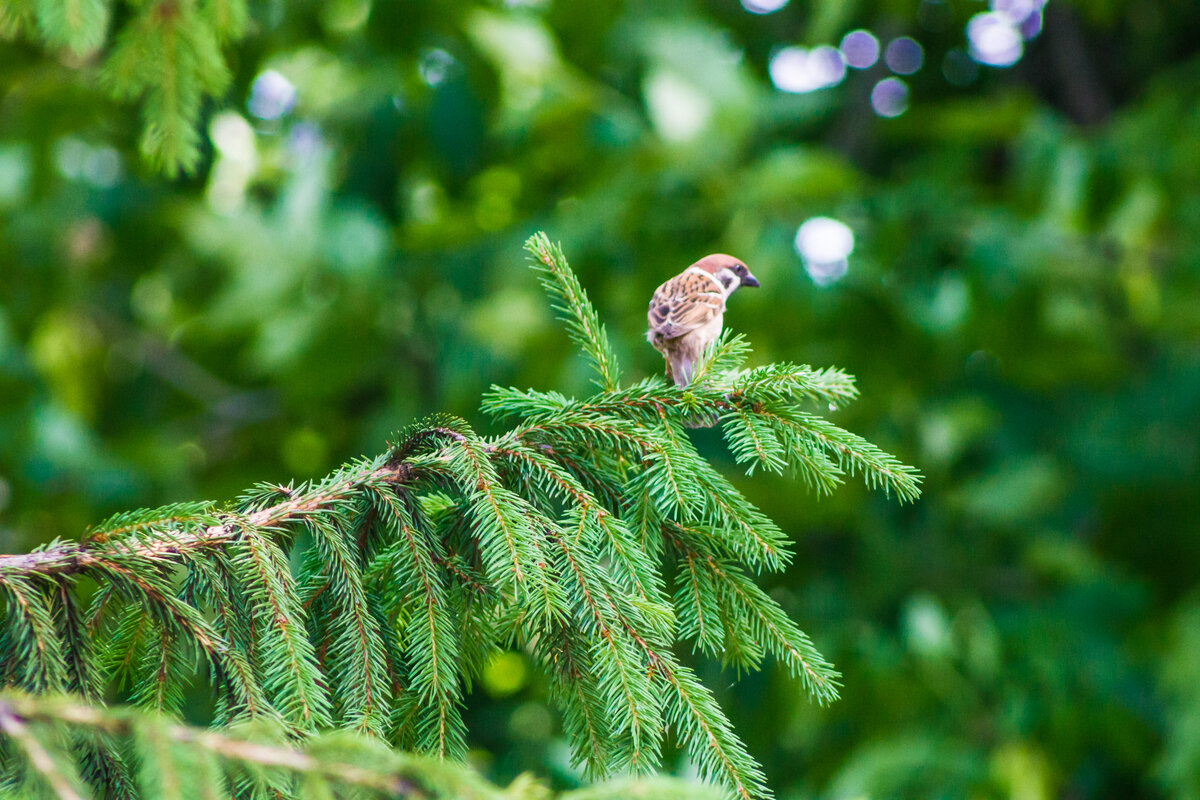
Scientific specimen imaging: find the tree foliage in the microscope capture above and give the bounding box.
[0,235,919,800]
[4,1,1198,797]
[0,690,733,800]
[2,0,245,175]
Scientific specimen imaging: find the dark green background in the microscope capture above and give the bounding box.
[2,1,1199,797]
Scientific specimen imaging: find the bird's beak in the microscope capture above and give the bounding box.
[741,272,760,288]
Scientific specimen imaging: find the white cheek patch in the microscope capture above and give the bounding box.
[716,269,741,294]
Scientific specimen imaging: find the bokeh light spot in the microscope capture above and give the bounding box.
[885,37,924,75]
[53,137,88,180]
[324,206,388,275]
[840,30,880,69]
[52,138,123,188]
[942,48,980,85]
[989,0,1046,39]
[131,273,173,326]
[83,147,121,188]
[795,216,854,286]
[644,70,712,142]
[967,12,1024,67]
[207,113,257,213]
[319,0,372,34]
[741,0,789,13]
[904,593,953,658]
[483,652,529,698]
[871,77,910,117]
[509,703,553,740]
[418,48,457,87]
[247,70,296,120]
[210,113,256,161]
[0,144,31,207]
[288,122,324,162]
[991,0,1038,23]
[796,216,854,262]
[1020,9,1044,39]
[408,179,446,224]
[769,46,845,94]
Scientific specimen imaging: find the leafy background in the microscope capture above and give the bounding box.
[2,0,1199,797]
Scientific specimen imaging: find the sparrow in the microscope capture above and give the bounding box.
[646,254,759,387]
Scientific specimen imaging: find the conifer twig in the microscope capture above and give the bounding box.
[0,462,413,579]
[0,233,921,800]
[0,701,86,800]
[0,694,429,798]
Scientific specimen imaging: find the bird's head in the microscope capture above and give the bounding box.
[693,254,759,294]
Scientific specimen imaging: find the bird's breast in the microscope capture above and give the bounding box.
[689,313,724,347]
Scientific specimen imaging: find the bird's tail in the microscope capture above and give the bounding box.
[667,352,695,388]
[665,349,718,426]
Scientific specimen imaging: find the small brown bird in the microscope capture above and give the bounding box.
[646,254,759,386]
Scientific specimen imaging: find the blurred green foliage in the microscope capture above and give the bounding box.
[2,0,1200,797]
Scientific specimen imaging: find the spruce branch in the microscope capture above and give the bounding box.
[0,696,88,800]
[32,0,110,56]
[0,458,411,579]
[0,233,921,800]
[526,232,622,392]
[4,0,247,175]
[0,692,489,799]
[0,692,727,800]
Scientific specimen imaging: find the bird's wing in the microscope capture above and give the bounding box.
[647,271,725,340]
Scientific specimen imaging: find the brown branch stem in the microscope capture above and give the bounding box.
[0,422,524,582]
[0,462,414,580]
